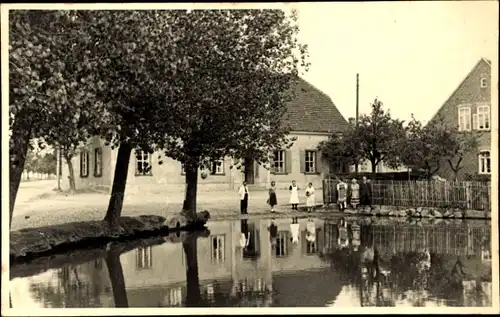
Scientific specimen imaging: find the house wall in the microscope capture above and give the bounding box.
[431,59,491,180]
[59,136,114,191]
[60,132,331,193]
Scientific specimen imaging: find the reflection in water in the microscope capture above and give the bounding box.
[10,218,493,308]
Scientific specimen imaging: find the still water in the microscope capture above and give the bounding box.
[9,217,493,308]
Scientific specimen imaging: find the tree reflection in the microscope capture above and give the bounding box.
[105,244,129,308]
[183,233,202,307]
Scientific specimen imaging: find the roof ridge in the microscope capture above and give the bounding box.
[427,58,491,124]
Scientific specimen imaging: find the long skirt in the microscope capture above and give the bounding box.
[268,192,277,206]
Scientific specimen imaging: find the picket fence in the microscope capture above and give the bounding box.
[322,179,491,211]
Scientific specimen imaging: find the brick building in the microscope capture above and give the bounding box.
[60,77,349,193]
[429,58,492,180]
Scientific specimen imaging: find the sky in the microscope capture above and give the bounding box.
[295,1,498,124]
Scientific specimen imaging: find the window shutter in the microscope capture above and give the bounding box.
[285,150,292,173]
[79,152,83,177]
[299,150,305,173]
[472,113,478,130]
[316,150,322,174]
[255,161,259,179]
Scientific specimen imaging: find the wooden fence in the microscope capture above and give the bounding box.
[323,179,491,211]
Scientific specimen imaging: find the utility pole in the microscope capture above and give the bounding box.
[355,73,359,173]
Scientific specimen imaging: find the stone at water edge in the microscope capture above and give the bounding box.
[453,211,464,219]
[416,207,423,213]
[434,210,443,218]
[421,209,430,218]
[443,210,453,218]
[398,210,407,217]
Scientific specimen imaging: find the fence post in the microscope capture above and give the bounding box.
[465,181,471,209]
[391,180,395,206]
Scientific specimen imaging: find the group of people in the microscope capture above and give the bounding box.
[335,176,373,211]
[238,180,316,214]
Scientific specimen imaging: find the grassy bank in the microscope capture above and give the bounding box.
[10,215,168,260]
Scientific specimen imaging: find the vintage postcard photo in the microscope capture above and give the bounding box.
[1,1,498,315]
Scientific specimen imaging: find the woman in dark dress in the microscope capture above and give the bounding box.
[268,181,278,212]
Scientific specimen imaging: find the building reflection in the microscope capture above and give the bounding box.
[22,218,492,308]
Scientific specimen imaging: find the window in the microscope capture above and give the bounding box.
[135,150,152,176]
[478,151,491,174]
[458,107,471,131]
[80,151,89,177]
[305,151,317,173]
[480,78,488,88]
[474,106,490,130]
[273,150,285,173]
[211,159,224,175]
[163,287,183,307]
[275,231,289,257]
[94,148,103,177]
[136,246,153,269]
[211,235,225,263]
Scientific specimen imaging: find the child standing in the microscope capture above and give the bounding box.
[268,181,278,213]
[336,179,348,211]
[305,183,316,213]
[289,180,300,210]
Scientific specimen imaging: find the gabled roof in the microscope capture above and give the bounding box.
[283,77,349,133]
[427,57,492,124]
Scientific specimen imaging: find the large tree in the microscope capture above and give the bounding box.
[9,11,109,225]
[153,9,308,219]
[353,99,406,180]
[400,114,456,179]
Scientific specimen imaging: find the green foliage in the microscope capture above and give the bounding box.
[319,99,406,174]
[24,148,57,175]
[400,114,454,178]
[149,9,308,168]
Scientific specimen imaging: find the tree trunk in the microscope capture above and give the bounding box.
[105,245,129,308]
[371,160,377,182]
[184,162,199,221]
[65,155,77,192]
[104,142,132,227]
[183,234,201,307]
[9,123,31,227]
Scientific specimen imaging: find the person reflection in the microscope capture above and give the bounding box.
[240,219,250,249]
[338,218,349,250]
[290,217,300,245]
[268,219,278,249]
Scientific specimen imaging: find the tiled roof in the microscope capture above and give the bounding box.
[283,77,349,133]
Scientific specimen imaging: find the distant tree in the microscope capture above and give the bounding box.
[400,114,456,179]
[350,99,406,181]
[318,128,362,177]
[39,152,57,176]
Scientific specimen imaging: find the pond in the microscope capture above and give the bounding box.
[9,217,493,308]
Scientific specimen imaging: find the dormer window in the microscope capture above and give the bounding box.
[480,78,488,88]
